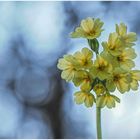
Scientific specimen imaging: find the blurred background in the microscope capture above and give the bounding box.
[0,1,140,139]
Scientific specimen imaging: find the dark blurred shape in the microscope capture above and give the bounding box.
[63,1,79,28]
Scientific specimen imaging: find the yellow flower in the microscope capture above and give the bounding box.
[74,47,93,69]
[93,83,106,95]
[115,48,136,70]
[73,70,93,92]
[74,91,96,107]
[102,32,125,56]
[70,17,104,39]
[130,70,140,90]
[90,55,112,80]
[106,68,130,93]
[96,94,120,108]
[116,23,137,47]
[57,54,78,82]
[100,47,136,71]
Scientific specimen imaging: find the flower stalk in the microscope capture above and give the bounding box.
[94,41,102,139]
[96,106,102,139]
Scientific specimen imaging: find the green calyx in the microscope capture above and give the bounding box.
[88,38,99,54]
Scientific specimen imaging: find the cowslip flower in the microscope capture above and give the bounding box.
[130,70,140,90]
[116,23,137,47]
[90,55,112,80]
[106,68,130,93]
[73,70,93,92]
[102,32,125,56]
[74,47,93,69]
[70,17,104,39]
[101,48,136,71]
[115,48,137,70]
[57,54,78,82]
[74,91,96,107]
[96,93,120,108]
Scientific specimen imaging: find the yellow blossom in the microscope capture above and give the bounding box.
[96,94,120,108]
[90,55,112,80]
[73,70,93,92]
[116,23,137,47]
[106,68,130,93]
[57,54,78,82]
[74,91,96,107]
[115,48,136,70]
[70,17,104,39]
[130,70,140,90]
[100,47,136,71]
[74,47,93,69]
[102,32,125,56]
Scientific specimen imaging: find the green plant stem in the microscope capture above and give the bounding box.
[87,39,102,139]
[96,106,102,139]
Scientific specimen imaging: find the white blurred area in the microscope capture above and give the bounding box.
[16,108,53,139]
[0,88,23,138]
[0,1,65,138]
[0,1,140,139]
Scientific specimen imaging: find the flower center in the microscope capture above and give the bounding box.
[113,75,120,82]
[81,59,88,66]
[117,56,124,62]
[109,45,115,50]
[85,30,96,36]
[85,78,90,82]
[98,65,105,71]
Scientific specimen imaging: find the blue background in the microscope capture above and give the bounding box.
[0,1,140,139]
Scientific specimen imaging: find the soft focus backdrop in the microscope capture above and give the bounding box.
[0,1,140,139]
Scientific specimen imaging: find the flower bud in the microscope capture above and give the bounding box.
[88,38,99,54]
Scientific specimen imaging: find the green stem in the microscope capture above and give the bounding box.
[96,106,102,139]
[87,39,102,139]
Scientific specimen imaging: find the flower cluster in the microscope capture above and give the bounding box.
[57,17,140,108]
